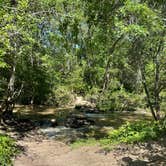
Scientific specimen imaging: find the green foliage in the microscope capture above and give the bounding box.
[49,86,75,106]
[160,90,166,113]
[163,117,166,128]
[97,89,144,112]
[0,0,165,120]
[101,121,166,145]
[71,138,98,149]
[71,120,166,148]
[0,135,18,166]
[65,65,86,94]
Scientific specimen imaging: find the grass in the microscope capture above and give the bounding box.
[71,138,99,149]
[71,120,166,149]
[100,120,166,144]
[0,134,19,166]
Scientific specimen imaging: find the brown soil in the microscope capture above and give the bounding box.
[14,131,166,166]
[14,136,118,166]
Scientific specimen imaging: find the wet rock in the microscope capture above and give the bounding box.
[75,105,99,113]
[50,119,58,127]
[65,114,95,128]
[37,119,58,128]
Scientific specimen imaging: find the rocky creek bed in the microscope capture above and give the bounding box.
[1,104,165,166]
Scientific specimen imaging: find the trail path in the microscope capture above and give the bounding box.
[14,97,117,166]
[14,137,118,166]
[12,132,166,166]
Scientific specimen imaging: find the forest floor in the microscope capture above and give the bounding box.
[14,134,118,166]
[13,130,166,166]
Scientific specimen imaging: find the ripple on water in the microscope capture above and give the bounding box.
[40,126,85,142]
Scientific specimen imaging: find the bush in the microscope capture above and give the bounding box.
[71,121,166,148]
[0,135,18,165]
[85,87,100,104]
[100,121,166,145]
[47,86,75,106]
[160,90,166,114]
[97,89,144,112]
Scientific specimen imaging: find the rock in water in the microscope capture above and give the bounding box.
[65,114,95,128]
[50,119,58,127]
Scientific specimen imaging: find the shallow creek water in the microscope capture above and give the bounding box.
[14,106,152,143]
[39,110,152,143]
[39,111,112,142]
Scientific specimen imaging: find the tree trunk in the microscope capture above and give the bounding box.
[102,35,123,92]
[154,58,160,120]
[1,64,16,120]
[154,40,162,120]
[11,0,17,6]
[102,58,111,91]
[141,69,158,121]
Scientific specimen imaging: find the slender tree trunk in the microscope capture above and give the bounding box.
[154,57,160,120]
[140,69,158,121]
[154,41,162,120]
[2,63,16,120]
[102,35,123,92]
[102,58,111,91]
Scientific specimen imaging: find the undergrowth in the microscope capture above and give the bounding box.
[100,120,166,145]
[0,134,19,166]
[71,120,166,148]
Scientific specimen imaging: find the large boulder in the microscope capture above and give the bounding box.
[74,96,98,113]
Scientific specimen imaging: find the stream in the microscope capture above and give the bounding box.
[39,111,113,143]
[14,105,152,143]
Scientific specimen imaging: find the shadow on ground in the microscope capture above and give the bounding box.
[0,116,37,139]
[117,138,166,166]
